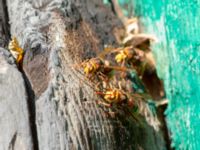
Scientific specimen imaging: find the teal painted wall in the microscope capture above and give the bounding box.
[116,0,200,149]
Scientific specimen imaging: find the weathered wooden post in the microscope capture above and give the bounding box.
[0,0,167,149]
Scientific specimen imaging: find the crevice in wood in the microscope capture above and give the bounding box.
[142,70,165,100]
[108,0,116,15]
[8,132,17,150]
[1,0,10,40]
[142,69,172,149]
[157,105,173,150]
[21,69,39,150]
[0,0,10,47]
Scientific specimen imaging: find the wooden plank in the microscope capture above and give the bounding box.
[6,0,166,149]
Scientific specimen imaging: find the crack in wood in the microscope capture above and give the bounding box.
[21,69,39,150]
[8,132,17,150]
[0,0,10,47]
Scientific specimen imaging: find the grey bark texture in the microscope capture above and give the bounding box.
[0,0,166,149]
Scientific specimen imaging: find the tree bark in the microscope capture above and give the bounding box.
[0,0,166,149]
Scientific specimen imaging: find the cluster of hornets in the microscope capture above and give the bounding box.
[77,39,155,122]
[73,16,163,123]
[8,18,161,124]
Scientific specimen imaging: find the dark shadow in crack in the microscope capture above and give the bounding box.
[21,69,39,150]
